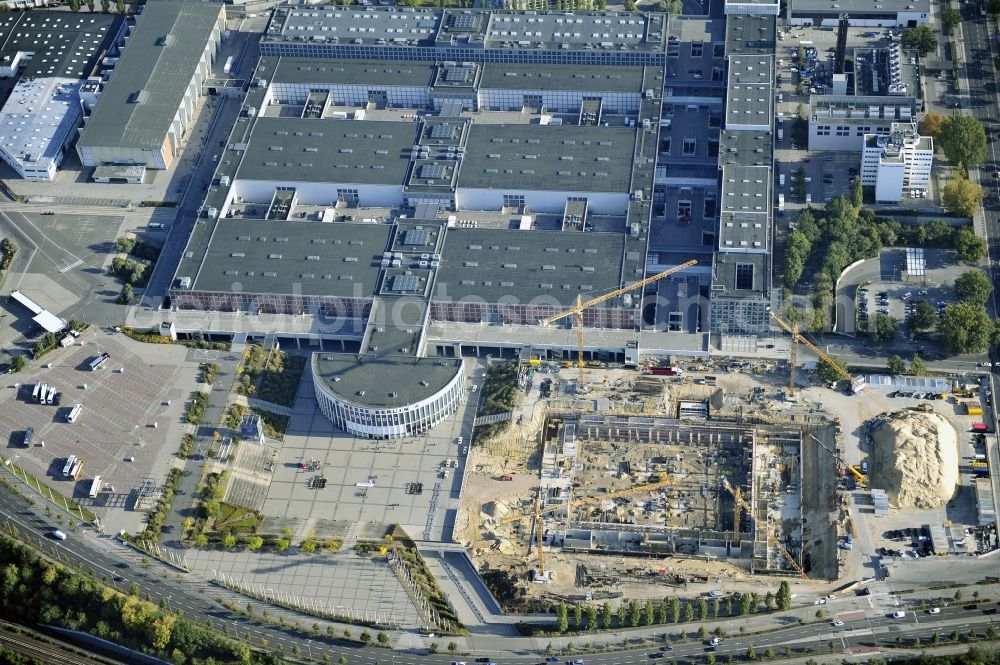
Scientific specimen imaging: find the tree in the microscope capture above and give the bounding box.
[746,643,757,661]
[300,538,317,554]
[670,597,681,623]
[10,355,24,372]
[815,608,825,620]
[938,116,988,169]
[115,0,126,11]
[900,25,937,56]
[817,355,847,384]
[575,604,583,628]
[871,313,896,342]
[956,228,988,263]
[222,533,236,548]
[377,631,389,644]
[656,0,682,10]
[711,598,720,618]
[707,655,716,665]
[100,0,110,11]
[887,354,906,376]
[909,354,926,376]
[617,603,627,627]
[69,0,80,10]
[941,7,962,32]
[86,0,95,10]
[939,302,994,354]
[629,601,642,627]
[588,604,599,630]
[738,593,752,616]
[851,176,862,208]
[118,283,134,305]
[764,592,775,610]
[557,602,569,633]
[623,0,637,9]
[115,236,136,254]
[684,601,694,622]
[447,641,458,652]
[645,599,655,626]
[910,301,938,330]
[955,270,993,306]
[942,178,985,217]
[776,581,792,611]
[247,535,263,551]
[919,112,945,138]
[698,626,708,638]
[697,598,708,620]
[602,602,613,629]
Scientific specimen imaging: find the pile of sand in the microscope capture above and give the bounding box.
[869,411,958,509]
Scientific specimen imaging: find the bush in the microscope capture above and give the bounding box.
[186,391,209,424]
[0,237,16,271]
[178,433,195,459]
[121,327,173,344]
[141,468,182,541]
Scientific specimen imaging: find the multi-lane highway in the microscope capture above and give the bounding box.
[2,482,1000,665]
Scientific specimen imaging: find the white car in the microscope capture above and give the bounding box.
[832,620,845,627]
[891,611,907,619]
[927,607,941,615]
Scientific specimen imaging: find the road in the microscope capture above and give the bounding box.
[3,481,1000,665]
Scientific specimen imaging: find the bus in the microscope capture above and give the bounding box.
[31,383,41,401]
[22,427,32,447]
[45,386,56,405]
[69,459,84,480]
[88,475,102,499]
[37,384,48,402]
[89,352,110,371]
[62,455,78,477]
[67,403,83,423]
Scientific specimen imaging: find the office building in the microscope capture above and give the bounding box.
[861,122,932,203]
[76,1,225,170]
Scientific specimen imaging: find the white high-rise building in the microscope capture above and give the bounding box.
[860,122,933,204]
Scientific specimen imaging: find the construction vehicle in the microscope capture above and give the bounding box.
[808,433,866,486]
[541,259,697,387]
[722,477,807,578]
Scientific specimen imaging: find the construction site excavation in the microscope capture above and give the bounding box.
[462,363,831,606]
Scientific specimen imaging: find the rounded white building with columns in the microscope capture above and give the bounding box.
[312,353,465,439]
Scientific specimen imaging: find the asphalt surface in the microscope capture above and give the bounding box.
[3,480,1000,664]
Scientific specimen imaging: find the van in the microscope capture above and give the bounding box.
[806,193,813,204]
[804,176,812,183]
[149,223,166,230]
[778,129,784,141]
[51,530,67,540]
[779,173,786,187]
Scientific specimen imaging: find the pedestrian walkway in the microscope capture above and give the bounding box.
[159,351,243,548]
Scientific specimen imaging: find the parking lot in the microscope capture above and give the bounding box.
[254,359,485,543]
[0,329,198,532]
[853,384,989,561]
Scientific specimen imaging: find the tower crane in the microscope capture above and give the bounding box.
[722,477,807,579]
[769,311,889,414]
[541,259,698,387]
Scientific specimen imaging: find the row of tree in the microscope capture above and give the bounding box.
[0,535,278,664]
[548,582,794,633]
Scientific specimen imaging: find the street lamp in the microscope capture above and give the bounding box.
[307,639,312,660]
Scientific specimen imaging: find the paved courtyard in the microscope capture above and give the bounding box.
[184,547,424,628]
[254,363,483,543]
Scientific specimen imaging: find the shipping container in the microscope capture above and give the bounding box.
[69,459,84,480]
[967,405,984,416]
[972,422,991,432]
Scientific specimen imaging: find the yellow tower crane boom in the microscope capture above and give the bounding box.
[722,477,808,579]
[541,259,698,387]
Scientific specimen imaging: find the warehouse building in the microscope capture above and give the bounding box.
[786,0,929,27]
[76,1,225,170]
[0,11,119,180]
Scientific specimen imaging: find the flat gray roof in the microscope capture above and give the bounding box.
[724,15,776,56]
[718,209,769,253]
[719,129,773,167]
[712,252,768,296]
[272,57,436,88]
[459,124,637,194]
[482,12,666,51]
[187,219,391,297]
[479,63,647,93]
[433,227,625,307]
[313,352,462,409]
[270,6,442,46]
[725,72,771,128]
[77,1,220,150]
[0,11,118,79]
[236,117,418,185]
